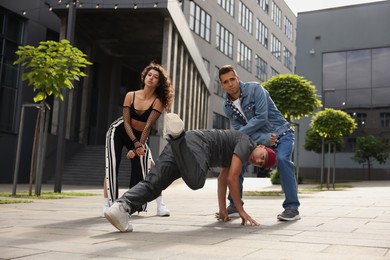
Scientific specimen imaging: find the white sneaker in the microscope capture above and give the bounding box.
[164,113,184,139]
[102,205,109,218]
[157,203,170,217]
[104,202,133,232]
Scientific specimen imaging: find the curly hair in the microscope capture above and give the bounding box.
[140,62,174,111]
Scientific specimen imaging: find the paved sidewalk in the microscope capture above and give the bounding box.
[1,178,389,259]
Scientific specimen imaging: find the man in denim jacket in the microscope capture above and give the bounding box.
[219,65,300,221]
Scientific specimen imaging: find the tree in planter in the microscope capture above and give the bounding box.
[352,135,389,180]
[14,39,92,196]
[263,74,322,183]
[311,108,356,188]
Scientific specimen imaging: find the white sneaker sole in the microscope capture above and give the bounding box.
[165,113,184,138]
[157,211,170,217]
[215,212,240,218]
[277,214,301,221]
[104,211,133,232]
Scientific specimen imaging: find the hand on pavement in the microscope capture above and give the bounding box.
[215,210,230,222]
[239,211,260,226]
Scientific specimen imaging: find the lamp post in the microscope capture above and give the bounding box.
[54,1,76,193]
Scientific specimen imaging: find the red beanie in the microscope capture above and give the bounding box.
[265,147,276,169]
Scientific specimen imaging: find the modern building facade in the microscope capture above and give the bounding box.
[0,0,297,184]
[0,0,211,184]
[295,1,390,180]
[182,0,296,129]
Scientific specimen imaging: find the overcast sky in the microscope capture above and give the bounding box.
[284,0,387,15]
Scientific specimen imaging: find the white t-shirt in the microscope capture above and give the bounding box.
[233,99,248,122]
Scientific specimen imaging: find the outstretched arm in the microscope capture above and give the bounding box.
[227,155,259,226]
[217,168,229,221]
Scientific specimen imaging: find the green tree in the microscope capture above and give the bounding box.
[310,108,356,189]
[14,39,92,196]
[263,74,322,122]
[304,128,344,153]
[311,108,356,139]
[352,135,389,180]
[263,74,322,182]
[14,39,92,102]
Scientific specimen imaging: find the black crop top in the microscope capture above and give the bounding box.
[129,94,158,122]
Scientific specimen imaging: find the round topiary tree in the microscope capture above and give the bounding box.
[263,74,322,122]
[311,108,356,139]
[304,128,344,154]
[311,108,357,189]
[263,74,322,182]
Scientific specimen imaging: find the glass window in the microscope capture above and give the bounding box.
[257,0,269,13]
[284,16,294,42]
[346,49,371,90]
[0,86,16,131]
[271,67,279,77]
[380,112,390,128]
[190,2,211,43]
[255,55,267,82]
[1,62,18,87]
[5,14,23,42]
[323,89,345,109]
[323,48,390,153]
[270,34,281,61]
[372,88,390,107]
[0,13,4,33]
[283,47,293,71]
[255,19,268,49]
[237,40,252,72]
[346,89,371,108]
[372,47,390,88]
[355,113,367,128]
[218,0,234,17]
[271,2,282,28]
[216,23,233,59]
[203,58,210,73]
[0,11,24,132]
[238,1,252,34]
[213,66,224,97]
[323,52,347,94]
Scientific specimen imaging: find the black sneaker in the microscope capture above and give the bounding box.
[215,204,240,218]
[277,209,301,221]
[226,204,240,217]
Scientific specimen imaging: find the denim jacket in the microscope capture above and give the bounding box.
[223,81,290,146]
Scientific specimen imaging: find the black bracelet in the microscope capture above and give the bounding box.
[132,138,138,143]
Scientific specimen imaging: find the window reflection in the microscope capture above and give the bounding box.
[347,49,370,89]
[372,48,390,88]
[322,47,390,152]
[323,52,346,92]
